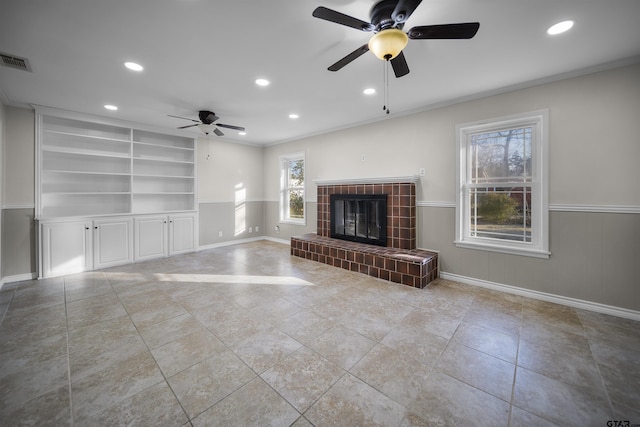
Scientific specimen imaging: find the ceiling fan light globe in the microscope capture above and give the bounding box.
[368,29,408,60]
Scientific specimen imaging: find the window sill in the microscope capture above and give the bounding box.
[454,240,550,259]
[280,219,306,226]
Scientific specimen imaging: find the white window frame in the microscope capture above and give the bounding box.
[279,152,306,225]
[455,110,549,258]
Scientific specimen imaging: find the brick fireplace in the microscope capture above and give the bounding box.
[291,177,438,288]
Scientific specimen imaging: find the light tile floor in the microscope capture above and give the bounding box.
[1,240,639,426]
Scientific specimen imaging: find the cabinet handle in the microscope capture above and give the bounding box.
[85,227,90,230]
[94,226,98,229]
[164,221,167,224]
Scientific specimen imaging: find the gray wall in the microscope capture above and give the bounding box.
[199,201,265,247]
[264,63,640,311]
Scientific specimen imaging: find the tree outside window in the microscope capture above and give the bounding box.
[280,153,305,224]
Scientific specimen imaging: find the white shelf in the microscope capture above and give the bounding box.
[45,129,130,143]
[43,170,131,176]
[43,146,130,159]
[133,141,194,151]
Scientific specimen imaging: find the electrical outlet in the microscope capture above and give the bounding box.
[249,227,253,233]
[361,154,366,161]
[419,168,425,176]
[218,231,223,238]
[255,226,259,233]
[275,225,280,233]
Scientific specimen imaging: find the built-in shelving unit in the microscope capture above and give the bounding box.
[37,113,196,218]
[36,109,198,278]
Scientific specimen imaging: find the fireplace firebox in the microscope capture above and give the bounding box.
[330,194,387,246]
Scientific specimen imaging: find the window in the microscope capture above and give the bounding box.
[455,110,549,258]
[280,152,305,224]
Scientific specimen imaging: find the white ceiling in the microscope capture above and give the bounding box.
[1,0,639,145]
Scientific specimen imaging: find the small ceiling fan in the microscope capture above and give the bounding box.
[169,110,245,136]
[312,0,480,78]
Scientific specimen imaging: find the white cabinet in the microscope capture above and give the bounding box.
[134,215,168,262]
[40,220,93,278]
[93,218,134,269]
[39,217,134,278]
[168,214,197,255]
[134,213,197,262]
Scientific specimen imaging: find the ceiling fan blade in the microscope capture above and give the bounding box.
[168,114,199,123]
[177,124,198,129]
[390,51,410,78]
[213,128,224,137]
[328,44,370,72]
[408,22,480,39]
[216,123,245,132]
[392,0,423,25]
[312,6,374,32]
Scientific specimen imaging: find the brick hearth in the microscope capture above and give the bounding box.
[291,234,438,288]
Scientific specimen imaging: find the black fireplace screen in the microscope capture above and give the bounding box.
[330,194,387,246]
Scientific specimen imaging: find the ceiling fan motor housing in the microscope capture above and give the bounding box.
[198,110,217,124]
[370,0,398,31]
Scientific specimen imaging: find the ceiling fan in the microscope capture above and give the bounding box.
[312,0,480,78]
[169,110,245,136]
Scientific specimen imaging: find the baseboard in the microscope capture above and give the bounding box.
[262,236,291,245]
[0,272,37,290]
[440,272,640,321]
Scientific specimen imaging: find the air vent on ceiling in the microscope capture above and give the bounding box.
[0,52,32,72]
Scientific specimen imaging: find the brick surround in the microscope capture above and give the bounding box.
[317,182,416,249]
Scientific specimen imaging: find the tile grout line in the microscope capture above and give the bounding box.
[62,275,75,427]
[506,307,523,427]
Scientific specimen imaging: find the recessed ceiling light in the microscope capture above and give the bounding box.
[238,131,247,136]
[289,113,299,119]
[255,78,270,87]
[104,104,118,111]
[363,88,376,95]
[124,62,143,71]
[547,20,574,35]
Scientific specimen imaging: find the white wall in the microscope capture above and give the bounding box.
[197,136,264,203]
[265,63,640,207]
[3,107,34,207]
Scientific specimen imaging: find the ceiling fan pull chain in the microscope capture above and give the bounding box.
[384,59,390,115]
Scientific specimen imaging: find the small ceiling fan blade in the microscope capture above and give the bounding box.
[168,114,200,123]
[213,128,224,137]
[328,44,370,72]
[408,22,480,39]
[177,124,198,129]
[392,0,423,24]
[216,123,245,132]
[312,6,374,32]
[390,51,410,78]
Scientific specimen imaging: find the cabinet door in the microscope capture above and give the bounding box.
[93,217,134,269]
[134,216,167,262]
[40,221,92,278]
[169,214,196,255]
